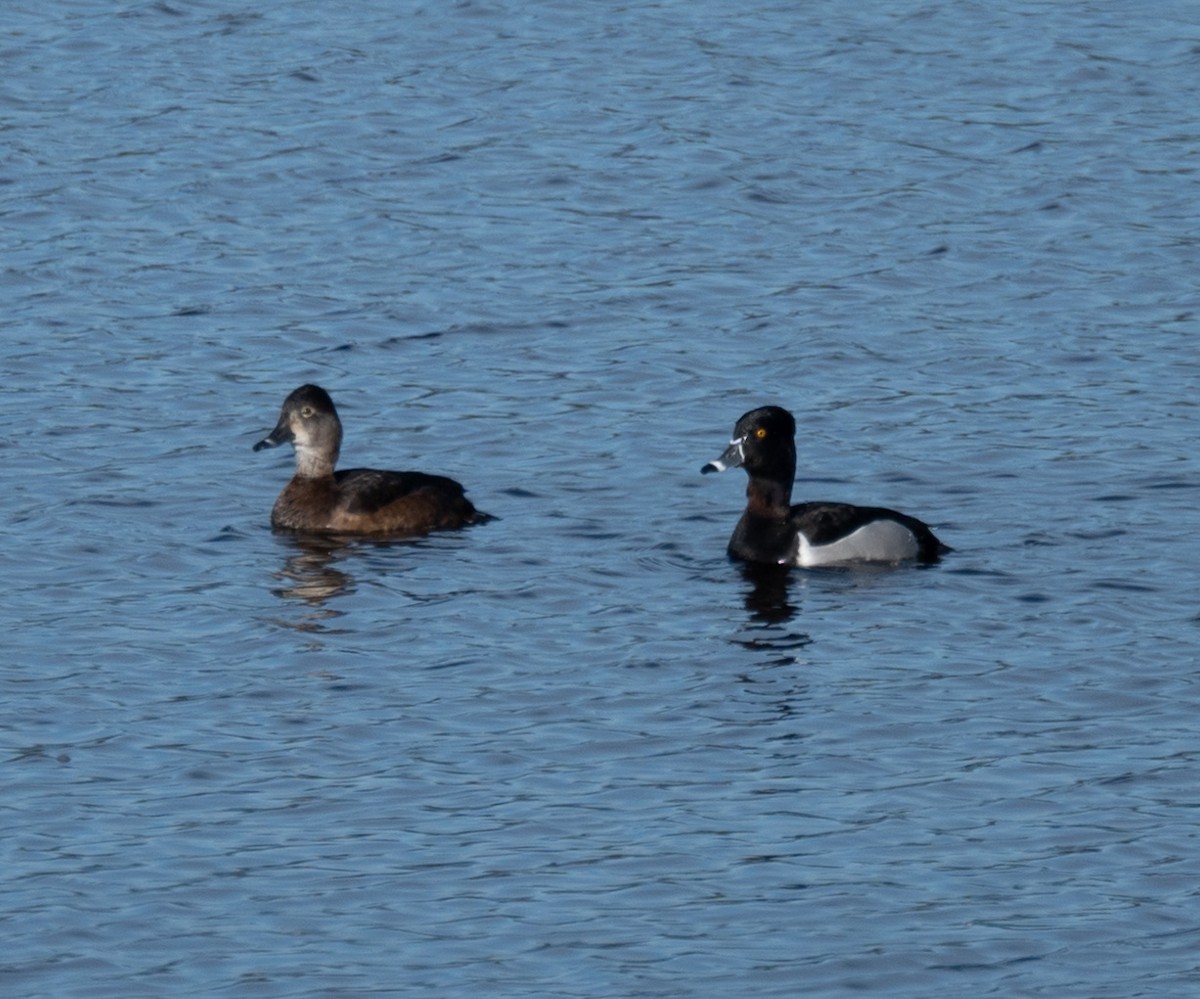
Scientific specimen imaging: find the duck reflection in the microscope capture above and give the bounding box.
[739,561,798,623]
[734,562,812,665]
[270,533,358,609]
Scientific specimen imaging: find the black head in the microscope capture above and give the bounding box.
[701,405,797,483]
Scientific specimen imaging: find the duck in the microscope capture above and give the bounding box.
[701,406,949,566]
[253,384,486,535]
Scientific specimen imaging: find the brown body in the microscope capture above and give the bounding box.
[268,468,480,534]
[254,385,485,536]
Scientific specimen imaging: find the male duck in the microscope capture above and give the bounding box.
[254,384,486,535]
[702,406,949,566]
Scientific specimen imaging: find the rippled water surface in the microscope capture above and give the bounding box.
[5,2,1200,996]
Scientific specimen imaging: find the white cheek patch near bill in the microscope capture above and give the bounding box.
[793,519,920,567]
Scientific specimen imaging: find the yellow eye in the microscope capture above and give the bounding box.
[755,428,768,439]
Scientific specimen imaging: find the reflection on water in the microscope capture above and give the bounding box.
[266,531,468,633]
[270,534,358,611]
[735,562,813,668]
[739,561,797,623]
[267,536,354,638]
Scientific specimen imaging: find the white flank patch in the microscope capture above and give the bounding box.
[793,519,919,566]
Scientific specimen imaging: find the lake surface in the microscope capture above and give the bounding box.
[4,1,1200,996]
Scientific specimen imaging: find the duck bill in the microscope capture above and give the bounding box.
[701,438,745,474]
[253,418,294,452]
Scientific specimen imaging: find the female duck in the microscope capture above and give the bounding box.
[702,406,949,566]
[254,384,486,535]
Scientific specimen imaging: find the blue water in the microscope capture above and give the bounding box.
[4,2,1200,996]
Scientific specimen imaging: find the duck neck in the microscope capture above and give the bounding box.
[745,474,793,516]
[293,442,337,479]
